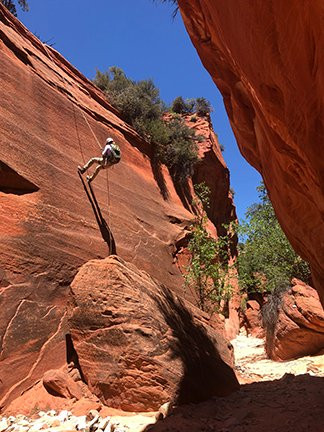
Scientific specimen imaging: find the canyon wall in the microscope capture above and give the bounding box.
[0,5,237,409]
[178,0,324,303]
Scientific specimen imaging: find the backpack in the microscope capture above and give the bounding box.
[103,143,121,165]
[110,143,121,163]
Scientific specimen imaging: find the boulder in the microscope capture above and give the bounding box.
[266,280,324,360]
[178,0,324,303]
[69,256,239,411]
[242,300,264,338]
[43,369,83,400]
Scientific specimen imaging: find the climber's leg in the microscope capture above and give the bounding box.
[87,163,103,183]
[78,157,102,174]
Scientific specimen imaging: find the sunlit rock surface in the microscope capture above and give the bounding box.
[178,0,324,303]
[0,5,237,408]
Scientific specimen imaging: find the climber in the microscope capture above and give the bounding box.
[78,137,121,183]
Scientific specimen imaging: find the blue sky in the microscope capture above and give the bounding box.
[19,0,261,221]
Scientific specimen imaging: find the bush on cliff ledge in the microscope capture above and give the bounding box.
[94,67,200,182]
[171,96,212,117]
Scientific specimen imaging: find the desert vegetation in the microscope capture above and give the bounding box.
[1,0,28,16]
[237,182,311,297]
[94,67,212,182]
[237,182,311,336]
[185,183,234,313]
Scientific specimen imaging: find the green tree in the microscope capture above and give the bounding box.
[171,96,194,114]
[185,183,233,312]
[195,97,212,116]
[238,182,311,295]
[1,0,28,16]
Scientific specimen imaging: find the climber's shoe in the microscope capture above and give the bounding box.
[78,166,85,174]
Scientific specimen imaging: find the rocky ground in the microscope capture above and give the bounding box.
[232,333,324,383]
[1,334,323,432]
[147,334,324,432]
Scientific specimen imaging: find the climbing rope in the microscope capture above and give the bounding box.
[79,109,102,150]
[42,43,111,217]
[72,103,86,166]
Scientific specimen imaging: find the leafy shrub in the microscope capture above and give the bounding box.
[94,67,162,127]
[171,96,195,114]
[238,182,311,296]
[185,183,233,313]
[160,118,198,182]
[195,97,212,116]
[171,96,212,117]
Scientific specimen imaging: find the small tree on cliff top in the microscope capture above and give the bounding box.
[155,0,179,18]
[185,183,233,313]
[1,0,29,16]
[195,97,212,117]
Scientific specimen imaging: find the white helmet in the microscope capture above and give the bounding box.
[106,137,114,144]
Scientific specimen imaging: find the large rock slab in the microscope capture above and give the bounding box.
[178,0,324,302]
[69,256,239,411]
[266,279,324,360]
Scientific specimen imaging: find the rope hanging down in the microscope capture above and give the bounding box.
[42,43,111,215]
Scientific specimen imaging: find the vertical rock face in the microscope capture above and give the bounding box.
[178,0,324,302]
[185,114,240,337]
[0,6,237,408]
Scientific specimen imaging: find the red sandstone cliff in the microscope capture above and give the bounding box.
[0,5,237,409]
[178,0,324,303]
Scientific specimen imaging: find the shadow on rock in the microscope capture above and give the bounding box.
[172,177,193,213]
[78,172,116,255]
[150,154,169,201]
[145,374,324,432]
[153,285,239,406]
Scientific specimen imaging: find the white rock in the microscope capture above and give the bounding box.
[103,423,112,432]
[88,415,99,430]
[16,420,29,427]
[0,418,8,432]
[76,415,87,431]
[7,416,16,424]
[28,421,47,431]
[97,417,110,430]
[57,410,71,422]
[88,410,100,421]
